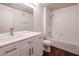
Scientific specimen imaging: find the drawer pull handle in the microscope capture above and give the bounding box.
[29,49,31,55]
[32,48,33,54]
[5,48,17,54]
[28,41,33,44]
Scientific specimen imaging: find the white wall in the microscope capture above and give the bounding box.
[77,4,79,44]
[33,6,52,38]
[0,4,33,33]
[43,7,52,37]
[33,5,43,33]
[52,4,78,45]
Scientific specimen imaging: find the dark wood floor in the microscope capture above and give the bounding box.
[43,46,79,56]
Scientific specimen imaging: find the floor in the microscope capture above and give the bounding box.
[43,46,79,56]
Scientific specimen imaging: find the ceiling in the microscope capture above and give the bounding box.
[39,3,77,10]
[0,3,33,14]
[0,3,77,14]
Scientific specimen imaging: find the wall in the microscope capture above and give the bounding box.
[33,6,52,38]
[52,4,78,45]
[77,4,79,44]
[33,5,43,33]
[43,7,52,37]
[0,4,33,33]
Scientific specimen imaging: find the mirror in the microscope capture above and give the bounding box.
[0,3,33,34]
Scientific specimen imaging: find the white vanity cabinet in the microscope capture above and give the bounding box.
[19,34,43,56]
[0,33,43,56]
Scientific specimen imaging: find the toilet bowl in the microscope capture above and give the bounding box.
[43,40,51,46]
[43,39,51,52]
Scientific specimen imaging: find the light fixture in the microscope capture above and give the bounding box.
[24,3,38,9]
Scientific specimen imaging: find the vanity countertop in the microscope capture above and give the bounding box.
[0,31,42,48]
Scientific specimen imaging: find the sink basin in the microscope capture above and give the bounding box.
[0,31,32,41]
[0,33,10,39]
[11,34,24,38]
[0,33,24,39]
[0,34,24,43]
[15,31,31,34]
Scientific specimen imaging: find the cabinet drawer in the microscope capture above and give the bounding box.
[35,34,43,40]
[19,34,43,48]
[2,43,20,56]
[27,34,43,44]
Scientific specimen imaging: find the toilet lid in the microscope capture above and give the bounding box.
[44,40,51,43]
[43,40,51,46]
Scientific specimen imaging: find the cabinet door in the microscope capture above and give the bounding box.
[19,46,32,56]
[30,34,43,56]
[0,48,3,56]
[31,42,43,56]
[18,40,33,56]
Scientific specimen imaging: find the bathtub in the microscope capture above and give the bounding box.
[48,38,79,55]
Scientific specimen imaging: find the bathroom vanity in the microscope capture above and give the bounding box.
[0,31,43,56]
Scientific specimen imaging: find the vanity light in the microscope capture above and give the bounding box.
[24,3,38,9]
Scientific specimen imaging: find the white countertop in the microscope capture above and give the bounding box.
[0,31,42,48]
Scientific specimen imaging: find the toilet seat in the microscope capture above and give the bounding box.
[43,40,51,46]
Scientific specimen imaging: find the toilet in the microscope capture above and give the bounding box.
[43,39,51,52]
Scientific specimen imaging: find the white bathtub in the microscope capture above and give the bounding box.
[50,38,79,55]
